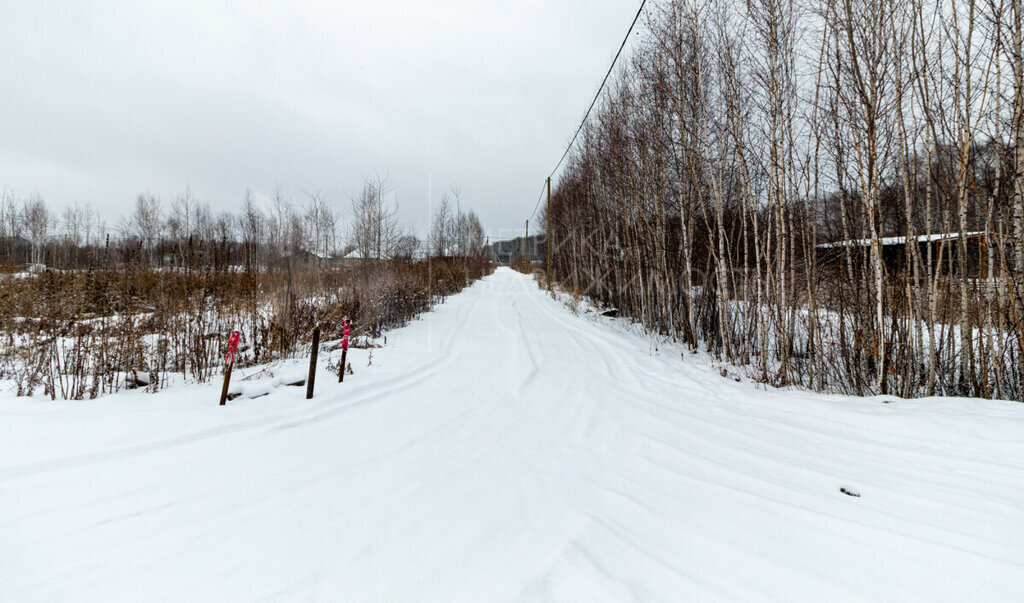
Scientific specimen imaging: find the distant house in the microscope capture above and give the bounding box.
[816,232,1006,277]
[339,239,431,267]
[285,249,338,267]
[340,249,383,268]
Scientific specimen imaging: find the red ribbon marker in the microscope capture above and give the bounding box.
[225,330,241,365]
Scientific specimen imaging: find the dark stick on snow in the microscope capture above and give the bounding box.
[219,363,233,406]
[339,319,350,383]
[306,326,320,399]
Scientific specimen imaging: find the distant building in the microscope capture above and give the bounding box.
[340,240,430,267]
[340,249,384,268]
[487,235,543,264]
[816,232,1006,277]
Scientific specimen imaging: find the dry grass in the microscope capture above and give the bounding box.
[0,258,493,399]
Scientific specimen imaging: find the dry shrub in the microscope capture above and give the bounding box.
[0,258,493,399]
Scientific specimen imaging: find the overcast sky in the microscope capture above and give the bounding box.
[0,0,643,241]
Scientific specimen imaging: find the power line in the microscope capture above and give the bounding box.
[528,179,547,222]
[544,0,647,185]
[525,0,647,231]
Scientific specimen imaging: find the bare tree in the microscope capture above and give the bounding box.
[349,176,400,266]
[133,193,162,266]
[430,192,453,258]
[546,0,1021,399]
[240,190,266,272]
[23,194,49,266]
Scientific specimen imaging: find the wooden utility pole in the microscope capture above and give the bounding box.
[306,326,320,399]
[546,177,552,291]
[523,220,528,262]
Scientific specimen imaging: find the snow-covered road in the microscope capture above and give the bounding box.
[2,267,1023,601]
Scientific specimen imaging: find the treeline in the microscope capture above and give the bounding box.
[548,0,1023,400]
[0,178,487,271]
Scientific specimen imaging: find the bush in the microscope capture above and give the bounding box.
[0,258,493,399]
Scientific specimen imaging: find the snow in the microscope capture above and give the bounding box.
[2,267,1023,601]
[343,249,386,261]
[817,231,988,248]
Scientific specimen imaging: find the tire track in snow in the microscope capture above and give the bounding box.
[5,267,1024,601]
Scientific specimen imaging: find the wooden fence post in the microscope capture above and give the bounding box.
[306,326,320,399]
[338,318,350,382]
[218,363,233,406]
[219,330,241,406]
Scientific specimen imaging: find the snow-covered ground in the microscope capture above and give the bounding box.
[2,267,1023,601]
